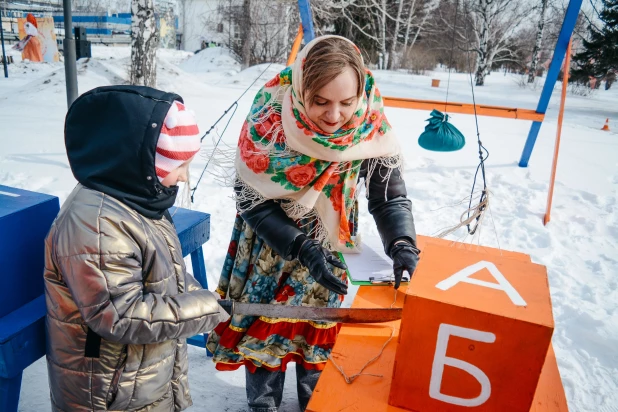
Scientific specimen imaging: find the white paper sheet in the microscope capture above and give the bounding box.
[340,235,409,284]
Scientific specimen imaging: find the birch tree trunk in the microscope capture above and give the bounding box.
[241,0,251,69]
[474,31,490,85]
[387,0,406,69]
[130,0,158,87]
[380,0,388,69]
[403,0,417,49]
[180,0,187,50]
[528,0,549,83]
[410,0,439,49]
[474,0,490,86]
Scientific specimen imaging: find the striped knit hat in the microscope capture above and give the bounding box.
[155,100,201,182]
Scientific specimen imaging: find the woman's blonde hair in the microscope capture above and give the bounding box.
[302,37,365,105]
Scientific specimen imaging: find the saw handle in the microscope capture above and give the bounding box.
[218,300,234,316]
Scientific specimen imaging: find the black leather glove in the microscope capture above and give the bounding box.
[390,241,420,289]
[294,236,348,295]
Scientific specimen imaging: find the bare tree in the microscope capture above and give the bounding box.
[241,0,251,69]
[310,0,438,69]
[387,0,406,69]
[402,0,419,50]
[378,0,388,68]
[452,0,532,85]
[335,0,400,68]
[210,0,298,66]
[130,0,158,87]
[406,0,439,50]
[528,0,550,83]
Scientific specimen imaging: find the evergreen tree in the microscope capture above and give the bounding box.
[572,0,618,88]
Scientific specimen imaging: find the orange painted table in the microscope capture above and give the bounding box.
[307,237,568,412]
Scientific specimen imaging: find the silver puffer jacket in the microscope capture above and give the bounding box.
[44,185,226,411]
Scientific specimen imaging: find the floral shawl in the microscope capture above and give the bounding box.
[235,35,402,251]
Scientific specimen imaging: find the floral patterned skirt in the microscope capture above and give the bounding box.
[206,214,347,372]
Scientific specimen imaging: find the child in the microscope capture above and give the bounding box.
[44,85,229,411]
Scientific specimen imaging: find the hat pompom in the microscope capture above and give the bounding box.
[164,101,179,129]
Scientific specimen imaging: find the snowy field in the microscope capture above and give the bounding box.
[1,46,617,411]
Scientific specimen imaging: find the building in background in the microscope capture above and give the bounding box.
[2,0,180,50]
[178,0,227,53]
[178,0,298,65]
[53,13,131,36]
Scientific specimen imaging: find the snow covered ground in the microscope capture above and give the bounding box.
[1,45,617,411]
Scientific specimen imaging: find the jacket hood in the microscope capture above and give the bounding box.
[65,85,183,220]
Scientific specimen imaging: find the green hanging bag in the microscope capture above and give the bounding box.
[418,109,466,152]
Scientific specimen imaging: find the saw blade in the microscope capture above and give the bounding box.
[219,301,402,323]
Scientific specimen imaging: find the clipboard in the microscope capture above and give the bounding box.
[337,235,409,286]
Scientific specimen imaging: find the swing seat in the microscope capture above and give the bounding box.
[418,109,466,152]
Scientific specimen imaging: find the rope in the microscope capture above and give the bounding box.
[190,63,274,202]
[444,0,460,113]
[191,102,238,202]
[462,12,490,236]
[433,190,490,239]
[421,2,491,241]
[329,289,398,384]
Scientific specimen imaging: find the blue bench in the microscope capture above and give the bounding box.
[0,186,212,412]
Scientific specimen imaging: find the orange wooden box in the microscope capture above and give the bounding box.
[390,243,554,411]
[306,286,568,412]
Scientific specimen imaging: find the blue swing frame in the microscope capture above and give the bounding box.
[519,0,583,167]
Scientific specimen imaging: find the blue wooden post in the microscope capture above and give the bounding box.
[298,0,315,43]
[519,0,583,167]
[0,375,22,411]
[191,247,208,290]
[186,248,209,353]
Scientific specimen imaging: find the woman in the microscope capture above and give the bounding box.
[206,36,419,412]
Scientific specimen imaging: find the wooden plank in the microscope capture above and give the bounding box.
[383,96,546,122]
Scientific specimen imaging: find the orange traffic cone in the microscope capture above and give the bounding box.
[602,118,610,131]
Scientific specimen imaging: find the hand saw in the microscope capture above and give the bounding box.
[218,301,401,324]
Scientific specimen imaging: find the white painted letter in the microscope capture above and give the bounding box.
[429,324,496,407]
[435,261,527,306]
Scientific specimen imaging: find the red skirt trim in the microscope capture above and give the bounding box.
[215,318,341,350]
[214,351,328,373]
